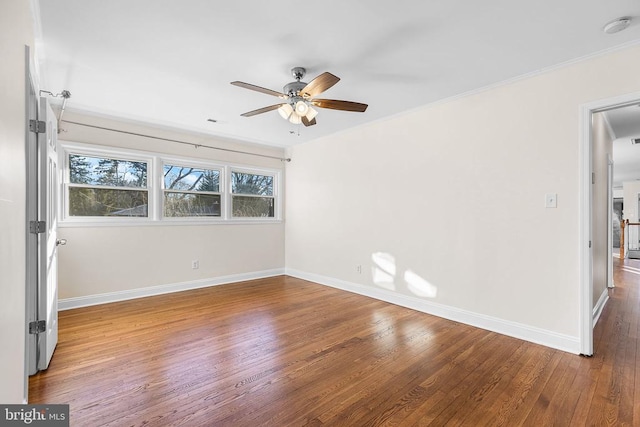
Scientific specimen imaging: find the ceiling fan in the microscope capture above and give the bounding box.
[231,67,368,127]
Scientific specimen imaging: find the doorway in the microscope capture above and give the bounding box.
[581,91,640,356]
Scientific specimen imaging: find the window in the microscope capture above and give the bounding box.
[231,171,275,218]
[163,164,221,217]
[61,143,281,224]
[67,154,148,217]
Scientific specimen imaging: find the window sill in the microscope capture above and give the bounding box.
[58,219,284,228]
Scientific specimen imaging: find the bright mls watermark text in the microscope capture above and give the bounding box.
[0,405,69,426]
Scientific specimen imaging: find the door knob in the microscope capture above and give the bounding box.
[56,239,67,246]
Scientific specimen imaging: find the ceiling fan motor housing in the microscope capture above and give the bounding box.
[283,81,307,98]
[283,67,309,101]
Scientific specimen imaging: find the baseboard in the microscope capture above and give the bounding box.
[285,268,581,354]
[58,268,285,310]
[592,288,610,327]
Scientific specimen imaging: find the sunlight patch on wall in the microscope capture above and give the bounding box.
[404,269,437,298]
[371,252,437,298]
[371,252,396,290]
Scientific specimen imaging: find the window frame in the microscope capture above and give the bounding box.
[228,167,279,220]
[62,144,154,224]
[60,141,282,226]
[161,158,224,221]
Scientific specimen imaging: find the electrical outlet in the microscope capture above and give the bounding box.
[356,265,362,274]
[192,260,199,270]
[545,193,557,208]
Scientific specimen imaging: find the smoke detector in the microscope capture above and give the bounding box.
[603,17,632,34]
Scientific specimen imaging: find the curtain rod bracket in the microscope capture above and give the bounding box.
[39,89,72,134]
[39,90,71,99]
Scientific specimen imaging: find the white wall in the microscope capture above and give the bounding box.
[623,180,640,250]
[57,112,286,302]
[285,44,640,351]
[592,112,613,303]
[59,224,284,300]
[0,0,34,403]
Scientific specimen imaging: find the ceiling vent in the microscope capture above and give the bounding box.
[632,138,640,145]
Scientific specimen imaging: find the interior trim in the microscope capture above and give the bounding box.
[286,268,581,354]
[592,288,610,327]
[58,268,285,310]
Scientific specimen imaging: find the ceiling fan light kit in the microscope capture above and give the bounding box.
[231,67,368,128]
[289,113,302,125]
[305,106,318,121]
[278,103,293,120]
[295,100,309,115]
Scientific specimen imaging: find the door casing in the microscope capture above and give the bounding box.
[579,90,640,355]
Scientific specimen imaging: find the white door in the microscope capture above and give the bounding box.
[37,97,60,370]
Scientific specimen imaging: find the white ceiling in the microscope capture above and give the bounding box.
[35,0,640,147]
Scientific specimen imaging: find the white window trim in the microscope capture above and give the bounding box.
[161,157,224,221]
[59,141,282,226]
[62,143,155,224]
[228,167,280,220]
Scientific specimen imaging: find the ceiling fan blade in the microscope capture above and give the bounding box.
[240,104,284,117]
[311,99,368,112]
[231,81,285,98]
[302,116,317,127]
[300,72,340,98]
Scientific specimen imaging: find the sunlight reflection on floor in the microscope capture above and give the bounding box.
[622,266,640,275]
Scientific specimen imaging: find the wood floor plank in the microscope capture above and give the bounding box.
[29,259,640,426]
[522,352,581,426]
[308,324,490,426]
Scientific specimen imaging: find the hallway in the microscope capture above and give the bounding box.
[586,256,640,424]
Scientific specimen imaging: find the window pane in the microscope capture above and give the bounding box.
[164,165,219,192]
[69,155,147,187]
[232,196,274,218]
[69,188,148,217]
[164,193,221,217]
[232,172,273,196]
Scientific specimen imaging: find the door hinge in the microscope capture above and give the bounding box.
[29,221,46,234]
[592,172,595,184]
[589,240,592,248]
[29,320,46,334]
[29,119,46,134]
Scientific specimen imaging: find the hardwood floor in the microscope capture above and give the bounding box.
[30,260,640,426]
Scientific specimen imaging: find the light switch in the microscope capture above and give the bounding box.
[545,193,557,208]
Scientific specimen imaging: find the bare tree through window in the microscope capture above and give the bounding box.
[163,165,221,217]
[231,171,274,217]
[68,155,148,217]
